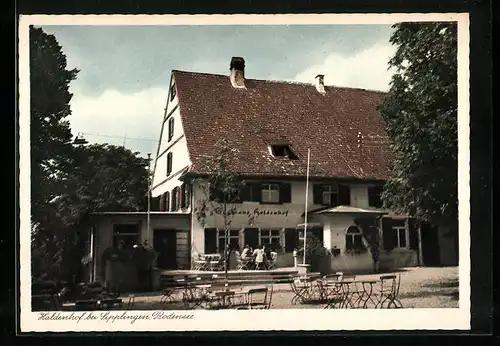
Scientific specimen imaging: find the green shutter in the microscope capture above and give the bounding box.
[408,218,419,250]
[251,182,261,202]
[280,183,292,203]
[159,193,165,211]
[338,184,351,206]
[204,228,217,254]
[284,228,298,252]
[313,184,322,205]
[180,184,186,208]
[382,218,395,251]
[240,183,251,201]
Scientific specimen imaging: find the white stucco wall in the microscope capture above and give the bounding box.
[190,180,379,256]
[93,214,190,281]
[151,75,191,198]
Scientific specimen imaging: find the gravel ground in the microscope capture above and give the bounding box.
[129,266,459,310]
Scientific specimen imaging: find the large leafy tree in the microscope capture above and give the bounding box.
[379,22,458,235]
[193,138,245,280]
[30,26,79,232]
[30,27,150,282]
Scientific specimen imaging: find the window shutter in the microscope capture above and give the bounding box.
[280,183,292,203]
[204,228,217,254]
[408,218,418,250]
[368,185,383,208]
[382,218,395,251]
[159,193,165,211]
[171,188,177,211]
[243,228,259,249]
[313,184,322,205]
[240,184,251,202]
[168,118,174,141]
[155,196,161,211]
[167,153,172,175]
[284,228,298,252]
[177,187,182,211]
[180,184,186,208]
[209,183,216,201]
[338,184,351,206]
[184,184,191,208]
[251,182,261,202]
[165,192,170,212]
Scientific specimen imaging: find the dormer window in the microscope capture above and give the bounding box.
[269,144,297,159]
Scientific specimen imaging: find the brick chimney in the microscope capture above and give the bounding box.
[315,74,326,94]
[230,57,246,88]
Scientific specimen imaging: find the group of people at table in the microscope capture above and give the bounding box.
[196,244,278,271]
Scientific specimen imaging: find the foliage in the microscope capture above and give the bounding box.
[30,27,150,283]
[193,138,246,275]
[297,234,329,273]
[379,22,458,235]
[30,26,79,282]
[193,138,246,229]
[354,217,381,271]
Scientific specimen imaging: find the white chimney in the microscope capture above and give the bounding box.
[315,74,326,94]
[230,57,246,88]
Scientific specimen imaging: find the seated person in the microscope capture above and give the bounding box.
[241,244,252,259]
[252,245,266,269]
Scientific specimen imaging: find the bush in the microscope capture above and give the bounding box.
[297,235,330,274]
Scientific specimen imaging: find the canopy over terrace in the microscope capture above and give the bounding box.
[311,205,390,216]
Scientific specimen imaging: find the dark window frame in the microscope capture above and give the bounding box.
[345,225,366,254]
[170,82,176,101]
[168,117,175,142]
[166,152,173,176]
[260,183,280,204]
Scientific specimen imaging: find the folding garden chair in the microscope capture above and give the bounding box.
[373,274,403,309]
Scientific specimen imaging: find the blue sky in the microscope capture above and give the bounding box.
[39,24,397,157]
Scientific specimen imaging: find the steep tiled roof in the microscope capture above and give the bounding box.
[174,70,393,181]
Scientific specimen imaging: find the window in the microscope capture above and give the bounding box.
[218,229,240,252]
[345,225,366,253]
[313,183,350,206]
[112,224,139,249]
[392,220,408,248]
[259,229,282,251]
[269,144,298,159]
[168,117,174,141]
[170,82,176,101]
[321,185,338,205]
[297,227,324,251]
[166,152,173,176]
[261,183,280,203]
[368,185,383,208]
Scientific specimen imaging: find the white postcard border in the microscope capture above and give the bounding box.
[18,13,471,332]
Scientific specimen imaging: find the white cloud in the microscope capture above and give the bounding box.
[293,43,397,91]
[69,86,169,157]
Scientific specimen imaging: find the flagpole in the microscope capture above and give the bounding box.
[303,149,310,265]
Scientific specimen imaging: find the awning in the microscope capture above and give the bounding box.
[312,205,389,216]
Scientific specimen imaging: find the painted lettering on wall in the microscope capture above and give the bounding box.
[212,207,289,217]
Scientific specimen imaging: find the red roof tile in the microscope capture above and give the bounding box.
[174,70,393,181]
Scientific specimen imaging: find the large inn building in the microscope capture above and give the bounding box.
[89,57,458,281]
